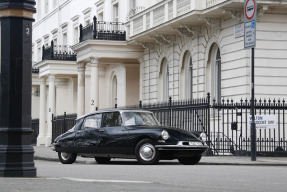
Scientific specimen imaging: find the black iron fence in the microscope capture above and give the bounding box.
[45,94,287,156]
[32,66,39,74]
[211,98,287,156]
[79,16,126,42]
[31,119,39,145]
[51,112,77,142]
[42,41,77,61]
[140,96,210,134]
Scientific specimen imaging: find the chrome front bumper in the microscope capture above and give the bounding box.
[50,144,56,151]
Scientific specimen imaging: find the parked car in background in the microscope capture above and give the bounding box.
[51,109,208,165]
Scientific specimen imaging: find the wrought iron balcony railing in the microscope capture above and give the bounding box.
[32,64,39,74]
[42,41,77,61]
[79,16,126,42]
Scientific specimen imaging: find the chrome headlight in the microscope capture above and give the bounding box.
[200,132,207,142]
[161,130,169,140]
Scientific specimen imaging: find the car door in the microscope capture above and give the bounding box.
[74,114,102,153]
[98,112,129,156]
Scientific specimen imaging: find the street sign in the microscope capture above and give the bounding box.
[244,0,257,22]
[248,115,277,129]
[234,23,244,38]
[244,21,256,49]
[244,0,256,49]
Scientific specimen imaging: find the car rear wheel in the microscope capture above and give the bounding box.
[178,155,201,165]
[58,152,77,164]
[95,157,111,164]
[135,139,160,165]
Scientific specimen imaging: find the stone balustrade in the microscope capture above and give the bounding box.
[127,0,228,38]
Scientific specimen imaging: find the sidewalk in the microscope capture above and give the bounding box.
[33,146,287,166]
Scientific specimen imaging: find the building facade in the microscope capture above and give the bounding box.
[32,0,287,146]
[127,0,287,103]
[32,0,148,146]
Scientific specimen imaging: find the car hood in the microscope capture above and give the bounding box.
[163,126,201,141]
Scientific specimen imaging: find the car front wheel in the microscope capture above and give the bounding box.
[95,157,111,164]
[178,155,201,165]
[135,139,160,165]
[58,152,77,164]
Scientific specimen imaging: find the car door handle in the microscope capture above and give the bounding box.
[99,129,105,133]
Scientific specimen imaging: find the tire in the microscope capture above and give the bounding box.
[95,157,111,164]
[58,152,77,164]
[178,155,201,165]
[135,139,160,165]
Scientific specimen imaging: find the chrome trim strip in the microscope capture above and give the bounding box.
[155,141,208,148]
[155,145,208,148]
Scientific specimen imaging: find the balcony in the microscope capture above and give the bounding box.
[32,63,39,74]
[206,0,226,8]
[79,16,126,42]
[42,41,77,61]
[126,0,231,40]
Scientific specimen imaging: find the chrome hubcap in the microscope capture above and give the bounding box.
[61,152,70,161]
[139,144,155,161]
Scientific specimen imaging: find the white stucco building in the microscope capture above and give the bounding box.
[32,0,287,146]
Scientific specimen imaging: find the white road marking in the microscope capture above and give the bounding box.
[63,177,152,184]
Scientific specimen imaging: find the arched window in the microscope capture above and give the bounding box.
[159,58,169,102]
[207,44,221,102]
[215,48,221,101]
[180,51,193,99]
[112,75,117,107]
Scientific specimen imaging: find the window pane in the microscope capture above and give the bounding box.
[102,112,122,127]
[83,114,101,129]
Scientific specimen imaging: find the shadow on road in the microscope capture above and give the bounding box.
[76,159,181,165]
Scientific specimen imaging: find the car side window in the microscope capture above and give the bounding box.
[102,112,122,127]
[82,114,101,129]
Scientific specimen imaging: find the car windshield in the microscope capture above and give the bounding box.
[121,112,160,126]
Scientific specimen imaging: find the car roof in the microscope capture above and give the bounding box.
[76,108,152,120]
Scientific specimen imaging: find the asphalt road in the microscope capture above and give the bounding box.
[1,160,287,192]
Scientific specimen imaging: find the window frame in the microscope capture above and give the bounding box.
[102,112,123,128]
[81,114,102,130]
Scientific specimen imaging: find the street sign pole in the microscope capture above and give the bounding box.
[250,47,256,161]
[244,0,257,161]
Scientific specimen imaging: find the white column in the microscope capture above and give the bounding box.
[138,58,144,101]
[150,11,154,28]
[118,65,127,107]
[143,14,147,31]
[130,21,134,37]
[46,74,56,146]
[90,57,100,112]
[37,78,46,146]
[173,0,177,18]
[77,62,86,117]
[164,3,169,22]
